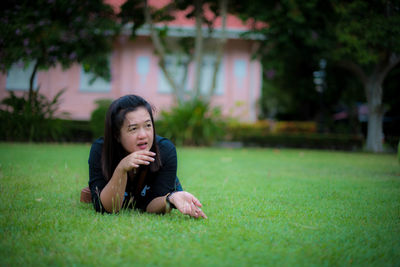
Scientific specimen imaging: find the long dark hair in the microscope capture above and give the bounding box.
[102,95,161,181]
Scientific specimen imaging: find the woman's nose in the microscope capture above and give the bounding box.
[137,127,146,138]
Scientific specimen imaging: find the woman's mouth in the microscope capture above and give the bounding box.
[137,142,148,150]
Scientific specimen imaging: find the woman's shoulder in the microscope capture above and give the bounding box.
[91,137,104,149]
[156,135,176,153]
[89,137,104,162]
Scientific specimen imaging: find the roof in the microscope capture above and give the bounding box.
[106,0,265,39]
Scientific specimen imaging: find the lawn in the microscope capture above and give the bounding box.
[0,143,399,266]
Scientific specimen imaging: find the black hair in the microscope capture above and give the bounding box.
[102,94,161,181]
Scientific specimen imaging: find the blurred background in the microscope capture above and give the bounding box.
[0,0,399,153]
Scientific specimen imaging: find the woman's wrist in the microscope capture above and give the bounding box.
[166,192,177,209]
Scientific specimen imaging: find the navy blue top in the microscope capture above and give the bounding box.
[88,135,177,213]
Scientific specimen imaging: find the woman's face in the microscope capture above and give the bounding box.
[119,107,154,153]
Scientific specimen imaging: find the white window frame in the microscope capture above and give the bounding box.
[6,61,38,91]
[200,54,224,96]
[158,54,189,94]
[79,57,112,92]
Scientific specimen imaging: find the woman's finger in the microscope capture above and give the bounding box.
[197,209,207,219]
[135,150,156,157]
[131,163,139,168]
[191,196,202,207]
[134,159,151,165]
[131,154,154,162]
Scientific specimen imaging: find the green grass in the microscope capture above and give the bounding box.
[0,143,399,266]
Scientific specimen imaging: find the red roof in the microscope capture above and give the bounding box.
[106,0,262,31]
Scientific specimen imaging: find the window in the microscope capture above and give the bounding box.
[158,55,188,94]
[80,56,112,92]
[6,61,37,91]
[234,59,247,88]
[136,56,150,85]
[79,68,111,92]
[158,54,224,95]
[200,55,224,96]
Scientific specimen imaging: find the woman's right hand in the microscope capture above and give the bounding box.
[169,191,207,219]
[118,151,156,172]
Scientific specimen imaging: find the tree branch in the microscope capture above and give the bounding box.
[28,60,39,107]
[193,0,204,98]
[378,52,400,84]
[143,0,180,102]
[337,60,368,86]
[207,0,228,100]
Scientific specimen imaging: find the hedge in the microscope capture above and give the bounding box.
[228,133,364,150]
[225,121,364,150]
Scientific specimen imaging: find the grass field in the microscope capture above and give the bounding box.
[0,143,399,266]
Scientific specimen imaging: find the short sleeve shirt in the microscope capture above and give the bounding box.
[88,135,177,213]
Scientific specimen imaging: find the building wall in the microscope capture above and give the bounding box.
[0,36,261,121]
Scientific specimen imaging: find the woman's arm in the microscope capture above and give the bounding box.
[146,191,207,219]
[145,195,169,213]
[100,150,156,213]
[145,138,207,218]
[99,165,128,213]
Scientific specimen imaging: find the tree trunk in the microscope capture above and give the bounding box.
[207,0,228,100]
[28,60,39,107]
[193,0,204,98]
[364,53,400,152]
[365,78,384,152]
[339,53,399,153]
[142,0,182,103]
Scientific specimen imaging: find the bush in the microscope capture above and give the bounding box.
[273,121,317,133]
[229,132,364,150]
[0,90,64,141]
[398,140,400,163]
[227,120,317,140]
[156,99,226,146]
[58,119,93,142]
[90,99,112,139]
[226,121,363,150]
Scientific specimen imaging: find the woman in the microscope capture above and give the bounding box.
[88,95,207,218]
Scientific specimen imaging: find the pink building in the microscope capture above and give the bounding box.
[0,0,262,121]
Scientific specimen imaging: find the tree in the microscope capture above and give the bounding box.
[332,0,400,152]
[233,0,400,152]
[0,0,119,105]
[120,0,228,104]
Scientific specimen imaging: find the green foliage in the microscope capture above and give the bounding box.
[233,133,364,151]
[0,89,65,141]
[398,140,400,163]
[226,121,363,150]
[156,99,225,146]
[332,0,400,65]
[1,144,399,265]
[0,0,119,80]
[90,99,112,139]
[58,119,93,142]
[227,121,316,138]
[232,0,337,120]
[234,0,400,152]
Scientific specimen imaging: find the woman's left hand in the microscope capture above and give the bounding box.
[169,191,207,219]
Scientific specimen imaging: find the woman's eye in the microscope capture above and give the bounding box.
[146,124,152,128]
[129,128,137,132]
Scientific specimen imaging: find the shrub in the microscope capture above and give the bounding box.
[0,89,64,141]
[226,121,271,140]
[398,140,400,163]
[156,99,226,146]
[225,121,364,150]
[58,119,93,142]
[227,120,317,140]
[273,121,317,133]
[229,132,364,150]
[90,99,112,139]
